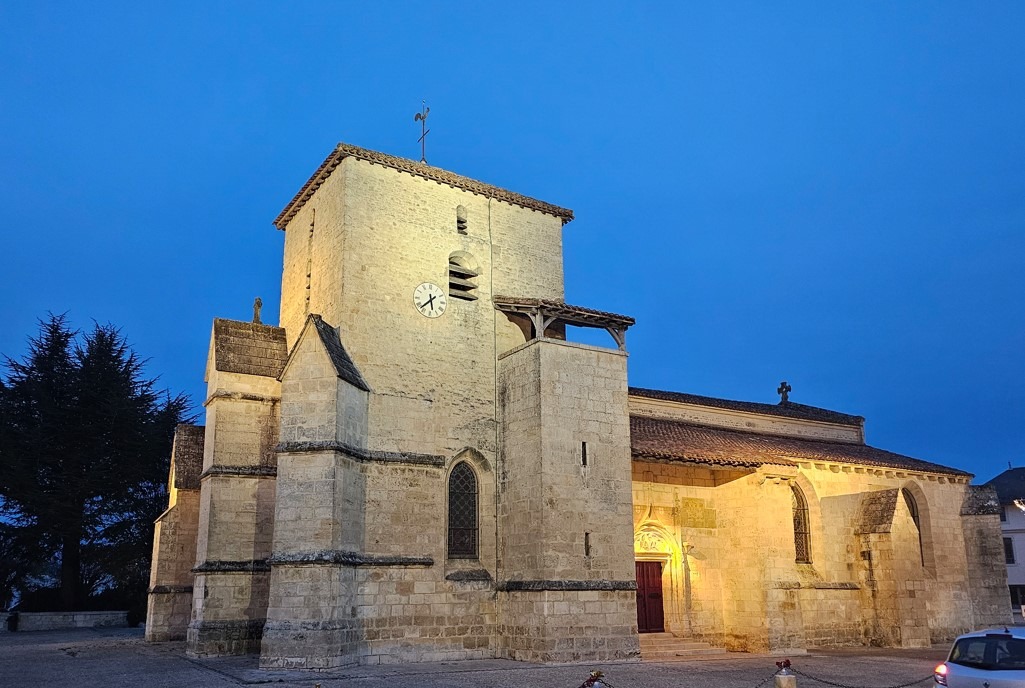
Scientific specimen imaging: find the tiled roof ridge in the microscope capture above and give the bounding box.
[274,142,575,230]
[632,447,794,469]
[629,386,865,427]
[629,414,971,477]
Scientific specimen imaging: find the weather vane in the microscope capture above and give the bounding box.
[414,100,430,164]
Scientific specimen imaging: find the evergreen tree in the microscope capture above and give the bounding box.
[0,315,191,611]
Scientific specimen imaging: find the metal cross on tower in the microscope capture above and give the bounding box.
[777,380,792,403]
[414,100,430,164]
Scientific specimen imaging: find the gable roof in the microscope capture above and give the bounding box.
[984,467,1025,503]
[212,319,288,378]
[308,314,370,391]
[630,387,865,427]
[274,142,574,230]
[630,414,970,477]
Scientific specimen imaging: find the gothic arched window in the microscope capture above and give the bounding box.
[448,462,478,559]
[792,485,811,564]
[902,488,924,565]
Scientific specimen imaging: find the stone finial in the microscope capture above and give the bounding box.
[253,297,263,325]
[777,380,792,403]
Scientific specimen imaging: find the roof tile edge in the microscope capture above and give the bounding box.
[273,142,575,230]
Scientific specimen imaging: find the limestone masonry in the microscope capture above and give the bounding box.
[147,142,1009,668]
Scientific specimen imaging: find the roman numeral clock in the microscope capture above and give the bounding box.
[413,282,446,318]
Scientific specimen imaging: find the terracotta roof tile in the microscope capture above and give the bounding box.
[274,143,574,230]
[630,387,864,427]
[630,415,970,477]
[213,319,288,378]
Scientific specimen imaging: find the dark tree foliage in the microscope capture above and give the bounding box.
[0,314,191,611]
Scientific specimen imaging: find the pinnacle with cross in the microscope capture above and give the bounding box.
[777,380,792,403]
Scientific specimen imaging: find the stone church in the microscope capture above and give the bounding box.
[146,142,1009,668]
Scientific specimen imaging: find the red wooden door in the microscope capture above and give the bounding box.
[635,561,665,633]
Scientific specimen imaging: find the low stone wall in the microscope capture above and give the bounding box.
[2,611,128,632]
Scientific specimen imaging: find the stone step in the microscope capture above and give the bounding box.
[638,634,729,660]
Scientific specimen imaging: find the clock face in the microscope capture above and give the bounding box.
[413,282,446,318]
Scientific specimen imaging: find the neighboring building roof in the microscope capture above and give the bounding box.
[212,319,289,378]
[309,315,370,392]
[171,423,205,490]
[630,387,865,427]
[984,467,1025,503]
[629,415,970,476]
[274,142,575,230]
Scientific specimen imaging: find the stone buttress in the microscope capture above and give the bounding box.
[259,314,373,669]
[145,424,204,641]
[186,319,286,655]
[497,337,640,662]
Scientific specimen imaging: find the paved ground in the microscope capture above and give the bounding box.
[0,628,947,688]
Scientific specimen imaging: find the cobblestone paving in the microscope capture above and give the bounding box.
[0,628,947,688]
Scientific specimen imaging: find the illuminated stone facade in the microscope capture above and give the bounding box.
[147,143,1009,667]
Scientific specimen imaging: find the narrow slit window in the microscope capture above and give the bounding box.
[456,205,468,235]
[585,532,591,557]
[581,441,588,466]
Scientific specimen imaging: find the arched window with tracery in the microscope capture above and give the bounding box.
[792,484,811,564]
[902,488,924,565]
[448,462,478,559]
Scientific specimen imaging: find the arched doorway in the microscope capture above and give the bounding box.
[634,523,678,634]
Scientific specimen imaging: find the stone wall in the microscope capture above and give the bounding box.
[627,436,991,652]
[7,611,127,632]
[497,338,639,662]
[146,489,199,641]
[188,355,280,656]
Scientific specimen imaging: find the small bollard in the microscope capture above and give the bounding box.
[775,659,796,688]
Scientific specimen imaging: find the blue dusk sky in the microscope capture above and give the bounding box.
[1,3,1022,482]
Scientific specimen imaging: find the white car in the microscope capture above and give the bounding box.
[935,627,1025,688]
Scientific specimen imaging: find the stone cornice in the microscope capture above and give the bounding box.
[192,559,271,574]
[270,550,433,567]
[148,585,193,594]
[204,390,280,407]
[273,142,574,230]
[275,440,445,467]
[497,579,637,592]
[200,465,277,480]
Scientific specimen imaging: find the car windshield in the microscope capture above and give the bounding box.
[949,635,1025,671]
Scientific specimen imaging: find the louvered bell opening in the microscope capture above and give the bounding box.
[449,261,479,301]
[448,263,478,279]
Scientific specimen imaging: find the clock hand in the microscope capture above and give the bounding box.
[424,294,436,310]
